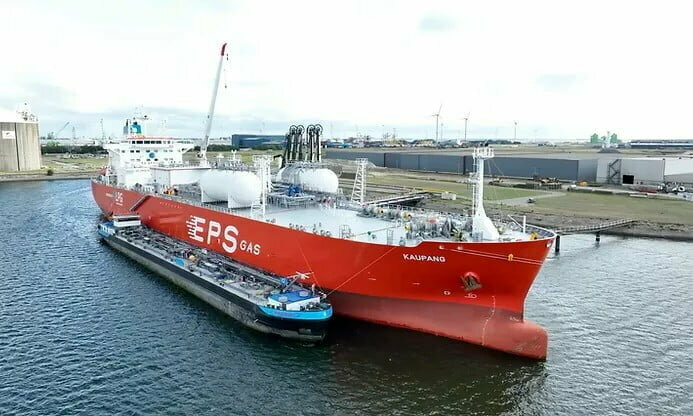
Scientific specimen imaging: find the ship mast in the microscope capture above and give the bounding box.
[199,42,228,166]
[471,147,500,241]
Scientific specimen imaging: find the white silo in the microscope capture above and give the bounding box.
[0,105,41,172]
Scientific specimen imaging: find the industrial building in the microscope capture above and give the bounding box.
[629,140,693,150]
[326,149,600,182]
[231,134,284,148]
[596,156,693,185]
[0,106,41,171]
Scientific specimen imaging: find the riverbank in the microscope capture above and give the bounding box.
[500,211,693,241]
[419,199,693,241]
[348,166,693,241]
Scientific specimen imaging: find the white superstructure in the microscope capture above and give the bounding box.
[103,116,197,187]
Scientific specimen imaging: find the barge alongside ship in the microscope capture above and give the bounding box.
[98,216,332,341]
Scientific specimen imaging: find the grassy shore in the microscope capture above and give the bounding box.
[367,173,550,201]
[506,191,693,225]
[361,168,693,239]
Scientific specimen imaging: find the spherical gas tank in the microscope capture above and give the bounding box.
[200,169,261,207]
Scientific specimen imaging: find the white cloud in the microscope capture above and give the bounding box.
[1,0,691,140]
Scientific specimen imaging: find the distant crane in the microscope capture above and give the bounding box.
[431,104,442,142]
[50,122,71,140]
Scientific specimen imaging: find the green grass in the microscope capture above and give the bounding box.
[512,192,693,225]
[367,175,549,201]
[40,155,106,172]
[366,172,693,225]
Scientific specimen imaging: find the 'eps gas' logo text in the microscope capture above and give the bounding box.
[185,215,261,255]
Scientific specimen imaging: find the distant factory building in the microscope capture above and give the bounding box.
[629,140,693,150]
[231,134,284,148]
[597,156,693,185]
[0,105,41,172]
[326,150,599,182]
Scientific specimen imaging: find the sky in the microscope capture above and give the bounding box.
[1,0,692,141]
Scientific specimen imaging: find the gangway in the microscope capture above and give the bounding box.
[553,218,636,253]
[368,191,430,207]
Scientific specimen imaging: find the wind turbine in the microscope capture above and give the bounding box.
[431,103,443,142]
[431,104,442,142]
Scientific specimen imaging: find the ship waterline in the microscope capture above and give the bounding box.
[92,180,554,358]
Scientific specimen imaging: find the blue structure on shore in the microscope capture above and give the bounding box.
[231,134,284,148]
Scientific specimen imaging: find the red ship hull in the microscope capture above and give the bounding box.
[92,181,554,359]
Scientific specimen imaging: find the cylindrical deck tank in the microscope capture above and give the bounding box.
[276,166,339,194]
[200,169,261,208]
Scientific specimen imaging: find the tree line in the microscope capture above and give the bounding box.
[41,143,107,155]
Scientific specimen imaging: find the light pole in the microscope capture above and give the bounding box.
[464,117,469,142]
[513,121,518,141]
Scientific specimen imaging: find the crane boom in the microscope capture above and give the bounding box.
[199,42,227,166]
[54,122,70,139]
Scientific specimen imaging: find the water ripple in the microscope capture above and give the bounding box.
[0,180,691,416]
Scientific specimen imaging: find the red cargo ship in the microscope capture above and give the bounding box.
[91,44,555,359]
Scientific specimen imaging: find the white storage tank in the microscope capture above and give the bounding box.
[200,169,262,208]
[276,165,339,194]
[301,168,339,193]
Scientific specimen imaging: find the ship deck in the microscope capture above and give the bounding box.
[95,179,546,245]
[242,205,413,246]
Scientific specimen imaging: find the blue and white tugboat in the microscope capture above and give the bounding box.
[98,215,332,341]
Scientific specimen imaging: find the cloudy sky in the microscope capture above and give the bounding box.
[2,0,692,141]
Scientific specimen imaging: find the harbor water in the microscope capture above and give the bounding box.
[1,180,691,415]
